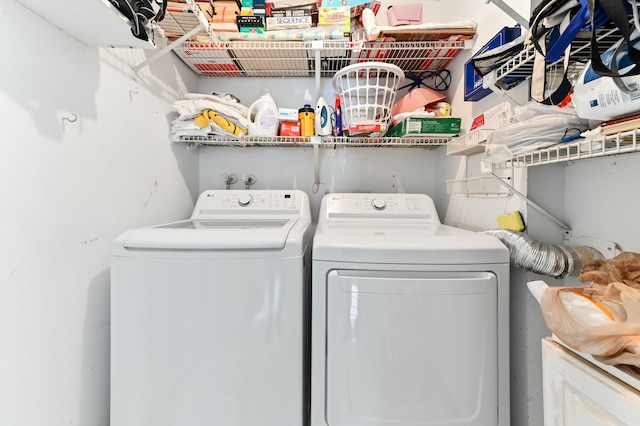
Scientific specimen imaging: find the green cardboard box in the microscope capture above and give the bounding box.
[386,117,462,137]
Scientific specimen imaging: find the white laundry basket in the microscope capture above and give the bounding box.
[332,62,404,136]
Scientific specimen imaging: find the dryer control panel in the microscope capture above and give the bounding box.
[191,190,309,218]
[320,193,440,223]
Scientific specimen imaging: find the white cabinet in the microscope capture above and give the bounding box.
[13,0,155,48]
[542,338,640,426]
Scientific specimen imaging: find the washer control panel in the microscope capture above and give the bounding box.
[192,190,307,217]
[321,193,440,223]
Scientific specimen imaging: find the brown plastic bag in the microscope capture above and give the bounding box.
[540,252,640,367]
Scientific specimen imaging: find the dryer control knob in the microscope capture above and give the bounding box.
[238,194,253,206]
[371,198,387,211]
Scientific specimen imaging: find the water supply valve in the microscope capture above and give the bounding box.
[242,174,256,190]
[222,173,237,189]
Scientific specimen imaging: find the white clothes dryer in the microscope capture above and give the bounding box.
[111,190,313,426]
[311,193,510,426]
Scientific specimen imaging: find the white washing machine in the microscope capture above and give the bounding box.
[311,193,510,426]
[111,189,313,426]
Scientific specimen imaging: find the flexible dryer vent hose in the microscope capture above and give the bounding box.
[483,230,603,279]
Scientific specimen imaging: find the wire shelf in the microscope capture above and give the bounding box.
[484,22,623,92]
[170,38,471,77]
[176,134,452,148]
[492,128,640,169]
[447,128,493,155]
[158,0,474,77]
[446,176,511,196]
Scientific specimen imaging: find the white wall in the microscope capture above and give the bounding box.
[561,153,640,251]
[0,2,198,424]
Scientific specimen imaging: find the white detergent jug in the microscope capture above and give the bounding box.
[247,89,279,137]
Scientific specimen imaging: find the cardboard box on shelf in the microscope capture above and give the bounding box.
[280,121,301,136]
[386,117,461,138]
[266,15,312,30]
[269,7,313,17]
[237,15,265,32]
[210,0,241,31]
[278,108,299,121]
[470,102,513,131]
[349,123,385,135]
[318,7,350,34]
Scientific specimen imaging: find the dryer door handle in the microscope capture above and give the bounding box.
[333,270,496,295]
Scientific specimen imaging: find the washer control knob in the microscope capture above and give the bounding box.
[238,194,253,207]
[371,198,387,211]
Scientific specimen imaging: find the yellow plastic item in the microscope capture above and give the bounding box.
[194,110,246,136]
[193,111,211,128]
[497,210,525,231]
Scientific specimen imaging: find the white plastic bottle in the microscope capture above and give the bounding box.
[247,88,279,137]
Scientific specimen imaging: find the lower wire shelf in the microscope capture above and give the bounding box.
[446,176,512,196]
[175,134,453,148]
[492,128,640,169]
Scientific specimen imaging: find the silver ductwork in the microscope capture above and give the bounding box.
[483,230,603,278]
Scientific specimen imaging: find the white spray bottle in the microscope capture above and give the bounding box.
[315,96,332,136]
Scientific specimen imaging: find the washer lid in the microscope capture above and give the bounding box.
[313,222,509,264]
[121,218,297,250]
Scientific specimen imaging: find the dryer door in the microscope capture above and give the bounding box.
[326,270,498,426]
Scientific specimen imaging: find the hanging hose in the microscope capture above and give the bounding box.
[483,230,603,278]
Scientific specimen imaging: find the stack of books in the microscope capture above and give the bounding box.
[600,111,640,136]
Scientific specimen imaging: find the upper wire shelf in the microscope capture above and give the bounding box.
[483,22,623,92]
[159,0,475,77]
[171,38,472,78]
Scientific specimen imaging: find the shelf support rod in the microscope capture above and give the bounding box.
[491,171,571,231]
[132,23,205,75]
[312,137,321,190]
[485,0,529,29]
[312,40,323,97]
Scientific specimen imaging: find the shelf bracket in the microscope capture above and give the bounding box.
[132,23,205,76]
[485,0,529,29]
[491,171,571,232]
